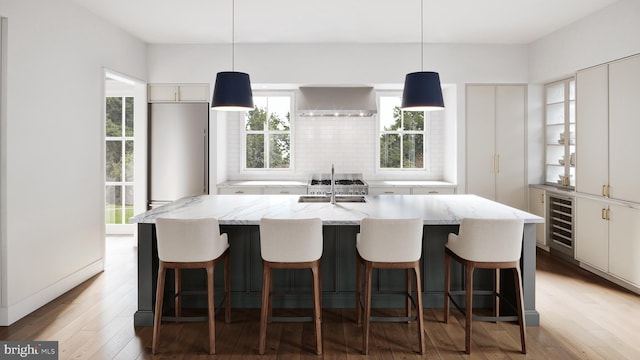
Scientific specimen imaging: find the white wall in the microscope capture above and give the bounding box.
[526,0,640,185]
[0,0,147,325]
[148,43,529,189]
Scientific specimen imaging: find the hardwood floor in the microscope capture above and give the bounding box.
[1,236,639,359]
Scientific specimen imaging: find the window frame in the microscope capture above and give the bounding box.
[241,91,295,172]
[376,92,431,172]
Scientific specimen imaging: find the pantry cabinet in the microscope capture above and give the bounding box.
[576,55,640,203]
[466,84,527,210]
[148,83,210,103]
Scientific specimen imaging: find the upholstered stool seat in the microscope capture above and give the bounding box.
[444,218,526,354]
[355,217,425,355]
[258,218,323,355]
[152,218,230,355]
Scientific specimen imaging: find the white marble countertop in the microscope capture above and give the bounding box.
[131,194,543,226]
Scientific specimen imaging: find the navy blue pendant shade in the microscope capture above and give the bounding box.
[401,71,445,111]
[211,71,254,111]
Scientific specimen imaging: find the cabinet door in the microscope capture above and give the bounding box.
[495,85,526,210]
[218,187,263,195]
[148,84,178,102]
[263,186,307,195]
[575,197,609,272]
[466,85,497,201]
[609,55,640,203]
[368,186,411,195]
[411,187,455,195]
[528,188,546,247]
[608,205,640,286]
[178,84,210,102]
[575,65,609,197]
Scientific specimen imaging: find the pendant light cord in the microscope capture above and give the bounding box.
[420,0,424,72]
[232,0,235,71]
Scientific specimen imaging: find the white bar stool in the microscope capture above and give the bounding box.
[152,218,230,355]
[258,218,323,355]
[444,218,526,354]
[355,217,425,355]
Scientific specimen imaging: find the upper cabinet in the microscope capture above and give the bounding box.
[466,84,527,210]
[576,55,640,203]
[148,83,210,103]
[544,78,575,188]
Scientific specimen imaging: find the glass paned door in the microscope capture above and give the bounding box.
[105,96,134,224]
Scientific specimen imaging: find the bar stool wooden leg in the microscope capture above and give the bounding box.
[174,268,181,318]
[406,269,412,320]
[312,261,323,355]
[465,264,474,355]
[413,262,425,355]
[152,263,167,355]
[362,262,373,355]
[443,251,450,323]
[258,264,271,355]
[206,263,216,355]
[514,266,527,354]
[494,268,500,320]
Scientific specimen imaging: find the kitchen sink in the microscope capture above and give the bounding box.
[298,195,367,203]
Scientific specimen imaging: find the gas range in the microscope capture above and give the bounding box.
[307,173,368,195]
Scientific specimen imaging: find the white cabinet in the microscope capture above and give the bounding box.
[411,187,455,195]
[576,55,640,203]
[608,205,640,286]
[528,187,547,248]
[576,197,640,289]
[218,186,263,195]
[575,197,609,272]
[609,56,640,203]
[466,84,527,210]
[263,186,307,195]
[368,186,411,195]
[148,84,210,103]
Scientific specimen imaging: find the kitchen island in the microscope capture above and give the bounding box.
[131,194,543,327]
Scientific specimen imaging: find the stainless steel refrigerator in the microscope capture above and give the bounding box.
[148,103,209,209]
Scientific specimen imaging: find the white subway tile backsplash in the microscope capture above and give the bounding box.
[225,112,446,181]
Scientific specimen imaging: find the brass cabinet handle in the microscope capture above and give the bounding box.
[540,194,545,204]
[602,208,607,220]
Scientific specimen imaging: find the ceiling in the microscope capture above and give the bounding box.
[72,0,619,45]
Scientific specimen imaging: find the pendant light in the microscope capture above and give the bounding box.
[212,0,254,111]
[401,0,444,111]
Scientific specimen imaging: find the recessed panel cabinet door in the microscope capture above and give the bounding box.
[609,55,640,203]
[575,197,609,272]
[609,205,640,287]
[466,85,497,201]
[575,65,609,197]
[495,85,526,210]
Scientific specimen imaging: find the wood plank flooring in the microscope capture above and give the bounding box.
[1,235,639,359]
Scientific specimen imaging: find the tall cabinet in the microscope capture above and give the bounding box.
[574,54,640,293]
[466,84,527,210]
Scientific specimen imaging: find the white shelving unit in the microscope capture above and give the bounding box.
[545,78,575,188]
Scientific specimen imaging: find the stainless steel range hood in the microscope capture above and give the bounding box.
[297,86,377,117]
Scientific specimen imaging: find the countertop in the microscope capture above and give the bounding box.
[218,180,307,187]
[217,180,456,187]
[366,180,456,187]
[130,194,542,226]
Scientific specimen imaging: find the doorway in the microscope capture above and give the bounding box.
[104,70,146,235]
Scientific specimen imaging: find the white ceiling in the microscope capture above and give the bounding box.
[72,0,619,45]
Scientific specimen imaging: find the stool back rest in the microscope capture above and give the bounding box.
[357,217,424,262]
[259,218,323,262]
[451,218,524,262]
[156,218,229,263]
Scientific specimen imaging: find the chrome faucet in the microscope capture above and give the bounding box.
[330,163,336,205]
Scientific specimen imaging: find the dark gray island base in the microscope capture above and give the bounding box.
[131,195,541,327]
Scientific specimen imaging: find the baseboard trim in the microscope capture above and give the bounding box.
[579,262,640,295]
[0,259,104,326]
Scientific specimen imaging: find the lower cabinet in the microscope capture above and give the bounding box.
[575,196,640,288]
[411,187,455,195]
[368,186,411,195]
[263,186,307,195]
[218,186,263,195]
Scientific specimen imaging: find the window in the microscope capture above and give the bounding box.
[378,95,427,169]
[244,94,292,169]
[105,96,134,224]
